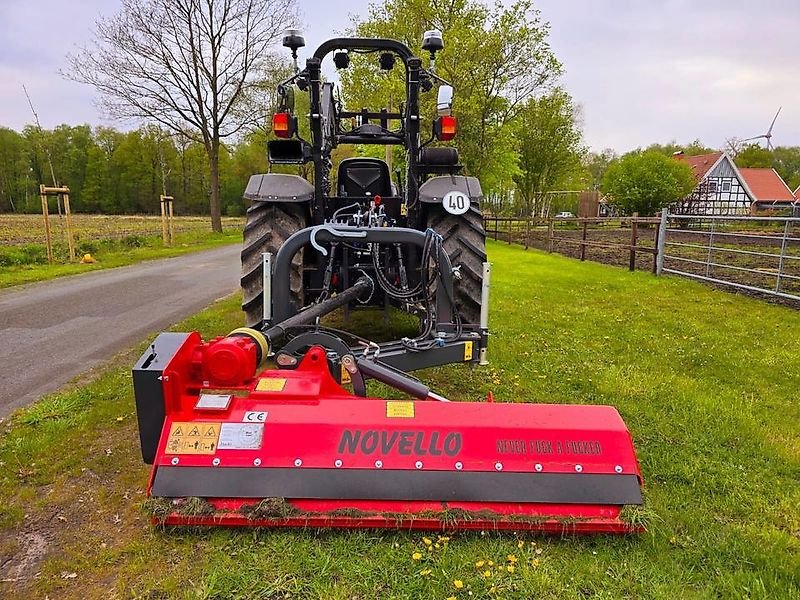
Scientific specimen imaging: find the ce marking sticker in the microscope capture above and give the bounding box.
[243,411,268,423]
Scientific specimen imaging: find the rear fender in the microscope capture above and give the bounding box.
[418,176,482,206]
[244,173,314,204]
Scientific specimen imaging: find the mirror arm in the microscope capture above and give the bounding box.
[278,69,309,91]
[422,69,452,87]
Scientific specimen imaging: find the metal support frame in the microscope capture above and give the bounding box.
[479,262,491,366]
[262,252,272,324]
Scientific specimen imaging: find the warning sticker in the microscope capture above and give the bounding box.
[386,401,415,418]
[219,423,264,450]
[195,393,232,410]
[256,377,287,392]
[165,421,220,455]
[463,341,474,361]
[340,364,352,384]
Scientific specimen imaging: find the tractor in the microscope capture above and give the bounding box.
[240,29,488,374]
[131,30,643,532]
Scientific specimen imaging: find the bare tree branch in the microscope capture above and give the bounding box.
[65,0,297,231]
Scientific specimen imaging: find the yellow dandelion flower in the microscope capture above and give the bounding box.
[439,536,450,542]
[506,565,515,573]
[428,545,433,552]
[483,570,492,577]
[532,558,541,567]
[435,543,440,549]
[475,560,485,568]
[517,540,524,548]
[423,537,432,546]
[507,554,517,563]
[488,560,494,566]
[454,580,464,589]
[419,569,432,576]
[412,552,422,560]
[447,597,456,600]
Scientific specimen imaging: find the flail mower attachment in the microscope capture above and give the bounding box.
[134,327,644,534]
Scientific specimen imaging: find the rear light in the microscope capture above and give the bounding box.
[434,115,457,141]
[272,112,294,138]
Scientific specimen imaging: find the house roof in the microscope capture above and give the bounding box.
[738,168,797,203]
[676,152,724,179]
[795,185,800,200]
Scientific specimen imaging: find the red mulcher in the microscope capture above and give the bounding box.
[132,31,643,533]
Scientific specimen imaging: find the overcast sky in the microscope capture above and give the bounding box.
[1,0,798,153]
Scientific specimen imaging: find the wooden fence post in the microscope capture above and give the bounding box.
[580,219,588,261]
[40,184,53,264]
[160,195,168,245]
[167,198,175,244]
[629,212,638,271]
[524,216,530,250]
[63,190,75,261]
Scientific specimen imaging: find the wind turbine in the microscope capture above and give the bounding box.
[740,107,782,150]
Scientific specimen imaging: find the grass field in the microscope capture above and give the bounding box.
[0,241,798,599]
[0,214,244,288]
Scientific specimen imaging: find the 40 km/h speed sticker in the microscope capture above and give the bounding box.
[443,190,470,215]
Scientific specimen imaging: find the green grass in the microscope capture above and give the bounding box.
[0,229,242,288]
[1,240,798,599]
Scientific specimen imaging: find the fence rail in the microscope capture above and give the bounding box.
[483,215,661,272]
[657,210,800,302]
[484,211,800,305]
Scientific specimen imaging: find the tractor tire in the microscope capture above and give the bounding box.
[241,202,307,328]
[426,204,486,324]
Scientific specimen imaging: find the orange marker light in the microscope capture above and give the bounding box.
[272,112,293,138]
[435,115,457,141]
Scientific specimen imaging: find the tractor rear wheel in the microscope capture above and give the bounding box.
[426,204,486,324]
[241,202,307,328]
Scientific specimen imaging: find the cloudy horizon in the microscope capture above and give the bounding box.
[1,0,798,154]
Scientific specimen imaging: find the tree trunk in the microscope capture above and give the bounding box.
[207,139,223,233]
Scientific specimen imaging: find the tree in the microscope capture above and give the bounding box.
[583,148,617,190]
[67,0,296,232]
[646,139,716,157]
[0,128,29,212]
[512,89,584,217]
[772,146,800,191]
[735,143,773,169]
[341,0,561,195]
[602,150,696,216]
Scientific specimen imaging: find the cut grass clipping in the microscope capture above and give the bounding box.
[1,240,798,599]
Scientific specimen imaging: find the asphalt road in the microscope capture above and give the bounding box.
[0,244,241,418]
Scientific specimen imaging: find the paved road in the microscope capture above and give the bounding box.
[0,245,241,417]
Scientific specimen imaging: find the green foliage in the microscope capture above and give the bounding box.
[0,123,276,217]
[646,139,716,157]
[773,146,800,191]
[511,89,584,215]
[735,143,773,168]
[341,0,561,195]
[602,150,696,216]
[583,148,618,190]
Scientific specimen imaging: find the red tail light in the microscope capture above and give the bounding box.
[272,112,293,138]
[434,115,457,141]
